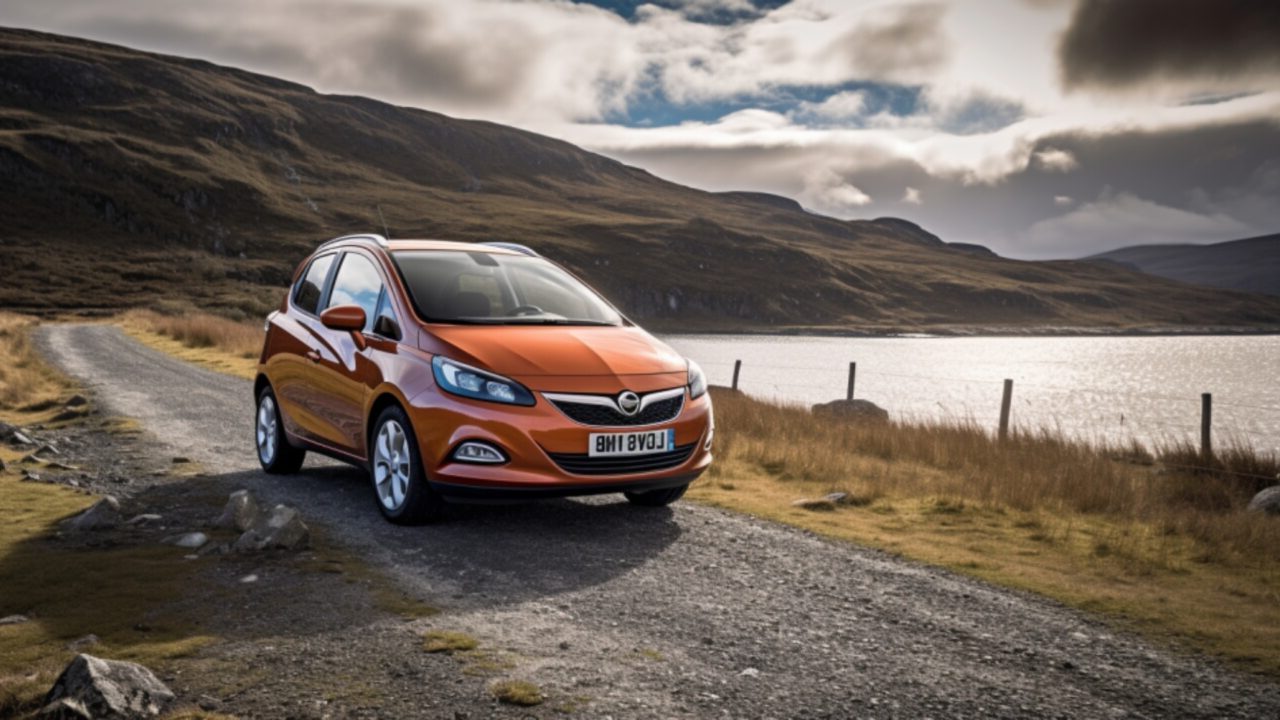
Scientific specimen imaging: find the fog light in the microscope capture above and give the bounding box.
[453,441,507,464]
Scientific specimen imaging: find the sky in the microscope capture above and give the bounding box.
[2,0,1279,258]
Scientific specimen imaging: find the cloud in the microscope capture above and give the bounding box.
[1033,148,1078,172]
[1053,195,1073,206]
[792,90,867,123]
[1028,191,1252,257]
[828,3,952,83]
[802,167,873,212]
[1059,0,1280,93]
[902,186,923,204]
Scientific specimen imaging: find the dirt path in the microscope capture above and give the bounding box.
[35,323,1280,718]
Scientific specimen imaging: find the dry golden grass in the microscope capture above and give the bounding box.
[693,388,1280,674]
[0,312,73,414]
[490,680,544,707]
[119,310,263,380]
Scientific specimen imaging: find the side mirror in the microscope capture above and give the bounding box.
[320,305,368,350]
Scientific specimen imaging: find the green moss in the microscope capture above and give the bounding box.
[423,630,478,654]
[491,680,544,707]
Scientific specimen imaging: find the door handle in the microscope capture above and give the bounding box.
[306,349,321,363]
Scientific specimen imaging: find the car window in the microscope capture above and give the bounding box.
[327,253,383,332]
[293,253,335,316]
[372,287,401,339]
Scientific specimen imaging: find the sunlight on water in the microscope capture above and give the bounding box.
[662,334,1280,456]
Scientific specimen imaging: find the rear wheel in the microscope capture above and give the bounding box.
[369,406,445,524]
[256,387,306,474]
[624,483,688,507]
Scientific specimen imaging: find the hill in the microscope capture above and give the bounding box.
[2,27,1279,332]
[1087,235,1280,297]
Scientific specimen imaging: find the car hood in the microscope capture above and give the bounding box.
[421,325,686,378]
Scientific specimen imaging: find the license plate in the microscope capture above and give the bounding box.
[588,428,675,457]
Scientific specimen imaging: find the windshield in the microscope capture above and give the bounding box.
[391,250,623,326]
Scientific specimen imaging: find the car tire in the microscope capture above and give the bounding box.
[624,483,688,507]
[256,387,306,474]
[369,405,445,525]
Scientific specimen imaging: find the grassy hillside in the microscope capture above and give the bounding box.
[2,27,1280,331]
[1088,234,1280,297]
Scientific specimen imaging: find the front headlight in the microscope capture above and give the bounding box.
[431,356,536,406]
[687,358,707,399]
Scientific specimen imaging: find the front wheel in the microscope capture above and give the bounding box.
[256,387,306,474]
[369,406,445,524]
[624,483,688,507]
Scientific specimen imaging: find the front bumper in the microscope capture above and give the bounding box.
[406,376,713,502]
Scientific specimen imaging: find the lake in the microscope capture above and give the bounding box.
[661,334,1280,457]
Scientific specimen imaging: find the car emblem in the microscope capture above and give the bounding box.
[617,391,641,416]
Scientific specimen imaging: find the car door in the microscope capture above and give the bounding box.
[272,252,338,444]
[310,250,389,455]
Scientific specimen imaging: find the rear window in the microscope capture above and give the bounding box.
[293,254,335,315]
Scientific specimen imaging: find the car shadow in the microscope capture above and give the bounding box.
[189,462,685,611]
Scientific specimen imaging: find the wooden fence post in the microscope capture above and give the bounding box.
[731,359,742,391]
[1201,392,1213,460]
[846,362,857,401]
[998,379,1013,441]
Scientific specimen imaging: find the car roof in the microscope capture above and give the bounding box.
[316,235,532,256]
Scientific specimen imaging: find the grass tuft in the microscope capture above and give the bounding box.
[423,630,479,654]
[490,680,544,707]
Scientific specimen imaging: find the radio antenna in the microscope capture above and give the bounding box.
[376,204,391,238]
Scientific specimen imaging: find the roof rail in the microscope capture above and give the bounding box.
[317,233,389,250]
[480,241,539,257]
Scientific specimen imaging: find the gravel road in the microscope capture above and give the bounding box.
[36,323,1280,718]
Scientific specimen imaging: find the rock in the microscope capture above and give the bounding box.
[170,457,190,464]
[126,514,162,526]
[22,469,43,482]
[169,532,208,549]
[65,395,89,408]
[824,492,848,504]
[10,430,35,446]
[0,421,16,439]
[0,457,6,472]
[40,653,174,719]
[65,635,100,651]
[214,490,261,532]
[67,497,122,531]
[740,667,760,678]
[233,504,310,552]
[1247,485,1280,515]
[791,498,836,512]
[239,574,258,584]
[37,443,60,456]
[811,399,890,423]
[47,461,80,471]
[0,614,30,625]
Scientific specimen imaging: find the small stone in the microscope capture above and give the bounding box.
[67,497,122,531]
[126,514,163,526]
[0,614,30,625]
[824,492,848,504]
[558,641,570,651]
[9,430,35,446]
[214,489,261,532]
[21,470,42,482]
[1070,631,1089,642]
[233,504,309,552]
[791,498,836,512]
[36,443,60,456]
[239,574,259,584]
[739,668,760,678]
[46,461,79,471]
[65,395,88,408]
[1247,486,1280,515]
[40,653,174,718]
[171,457,191,464]
[65,634,100,651]
[169,532,209,549]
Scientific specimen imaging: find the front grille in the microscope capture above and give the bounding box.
[546,443,696,476]
[550,394,684,427]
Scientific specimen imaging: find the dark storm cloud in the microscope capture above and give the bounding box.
[1060,0,1280,90]
[829,3,950,80]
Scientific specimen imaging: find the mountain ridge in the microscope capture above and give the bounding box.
[2,26,1279,331]
[1087,234,1280,297]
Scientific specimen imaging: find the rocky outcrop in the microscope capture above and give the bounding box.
[1247,485,1280,515]
[66,497,122,531]
[811,399,889,423]
[39,654,174,719]
[233,503,310,552]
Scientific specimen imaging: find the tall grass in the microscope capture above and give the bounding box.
[0,312,70,411]
[708,387,1280,560]
[123,309,264,360]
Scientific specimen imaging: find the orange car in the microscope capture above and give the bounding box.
[254,234,713,523]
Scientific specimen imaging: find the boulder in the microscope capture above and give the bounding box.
[40,654,174,719]
[1247,485,1280,515]
[67,497,122,531]
[791,497,836,512]
[233,504,310,552]
[213,490,261,532]
[168,532,208,549]
[811,399,889,423]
